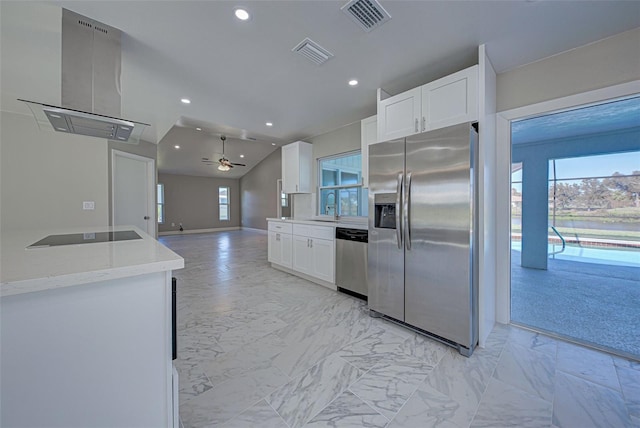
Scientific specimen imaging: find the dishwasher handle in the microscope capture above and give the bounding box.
[335,228,368,243]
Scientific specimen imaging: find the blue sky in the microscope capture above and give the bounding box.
[552,151,640,180]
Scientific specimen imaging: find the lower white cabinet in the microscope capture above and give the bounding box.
[310,237,334,283]
[292,234,334,283]
[292,235,313,273]
[268,221,293,268]
[268,221,335,286]
[268,231,292,268]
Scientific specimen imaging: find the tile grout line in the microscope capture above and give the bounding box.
[467,339,507,427]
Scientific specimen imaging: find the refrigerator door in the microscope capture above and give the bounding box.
[404,123,477,349]
[368,139,405,321]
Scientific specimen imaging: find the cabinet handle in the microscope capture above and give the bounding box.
[414,118,418,133]
[310,239,313,248]
[422,117,426,132]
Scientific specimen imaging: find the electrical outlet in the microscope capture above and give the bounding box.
[171,222,175,227]
[82,201,95,210]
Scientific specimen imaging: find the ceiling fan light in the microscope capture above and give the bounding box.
[218,164,231,171]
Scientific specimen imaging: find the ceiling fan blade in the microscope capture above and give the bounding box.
[230,162,246,166]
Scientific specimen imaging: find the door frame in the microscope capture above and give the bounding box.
[111,149,156,237]
[495,80,640,324]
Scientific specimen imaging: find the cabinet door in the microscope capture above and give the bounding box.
[292,235,312,274]
[421,65,478,131]
[281,233,293,268]
[361,115,377,188]
[311,238,335,283]
[281,144,297,194]
[268,231,282,265]
[281,141,313,193]
[377,87,421,142]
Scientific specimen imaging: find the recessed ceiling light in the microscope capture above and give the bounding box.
[181,98,191,104]
[174,145,180,149]
[239,154,245,158]
[271,143,276,146]
[196,127,202,131]
[348,79,358,86]
[234,8,250,21]
[266,122,273,127]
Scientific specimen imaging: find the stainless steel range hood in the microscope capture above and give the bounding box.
[20,99,147,142]
[20,9,149,144]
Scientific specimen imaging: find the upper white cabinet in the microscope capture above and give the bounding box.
[377,65,478,142]
[360,115,377,188]
[422,65,478,131]
[282,141,312,194]
[377,87,421,142]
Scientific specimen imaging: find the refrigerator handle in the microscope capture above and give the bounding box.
[396,173,403,249]
[405,172,412,250]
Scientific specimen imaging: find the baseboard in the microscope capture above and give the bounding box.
[270,264,337,291]
[159,227,240,236]
[241,226,267,233]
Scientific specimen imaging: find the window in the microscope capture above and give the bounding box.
[281,191,288,207]
[318,151,368,217]
[219,186,230,221]
[157,183,164,224]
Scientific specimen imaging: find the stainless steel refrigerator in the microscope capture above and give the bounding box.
[368,122,479,356]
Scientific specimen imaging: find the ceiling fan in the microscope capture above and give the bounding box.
[201,135,246,171]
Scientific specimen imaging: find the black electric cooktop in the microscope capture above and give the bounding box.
[28,230,142,248]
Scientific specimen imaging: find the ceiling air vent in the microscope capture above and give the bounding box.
[292,38,334,66]
[341,0,391,33]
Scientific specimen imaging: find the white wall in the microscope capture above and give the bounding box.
[497,28,640,112]
[1,112,109,232]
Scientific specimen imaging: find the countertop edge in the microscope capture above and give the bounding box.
[1,258,185,297]
[266,218,368,230]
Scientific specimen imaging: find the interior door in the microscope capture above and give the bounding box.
[112,150,155,236]
[368,139,405,321]
[404,123,475,347]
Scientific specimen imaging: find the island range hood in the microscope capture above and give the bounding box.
[20,9,149,143]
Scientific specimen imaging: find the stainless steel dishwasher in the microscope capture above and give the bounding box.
[335,227,368,298]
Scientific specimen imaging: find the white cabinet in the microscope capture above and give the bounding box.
[361,115,377,188]
[310,237,334,283]
[268,221,292,268]
[267,220,335,288]
[421,65,478,131]
[377,87,421,142]
[377,65,478,141]
[282,141,313,194]
[292,224,335,285]
[292,235,313,273]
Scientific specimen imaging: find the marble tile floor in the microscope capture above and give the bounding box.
[160,230,640,428]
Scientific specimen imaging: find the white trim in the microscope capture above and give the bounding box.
[478,44,498,347]
[495,80,640,324]
[158,227,240,236]
[111,150,156,238]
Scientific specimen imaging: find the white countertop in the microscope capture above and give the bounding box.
[266,218,368,230]
[1,226,184,297]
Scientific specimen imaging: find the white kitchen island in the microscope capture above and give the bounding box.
[0,226,184,427]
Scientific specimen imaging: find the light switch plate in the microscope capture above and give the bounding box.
[83,201,95,210]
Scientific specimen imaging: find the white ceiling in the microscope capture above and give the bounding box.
[48,0,640,179]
